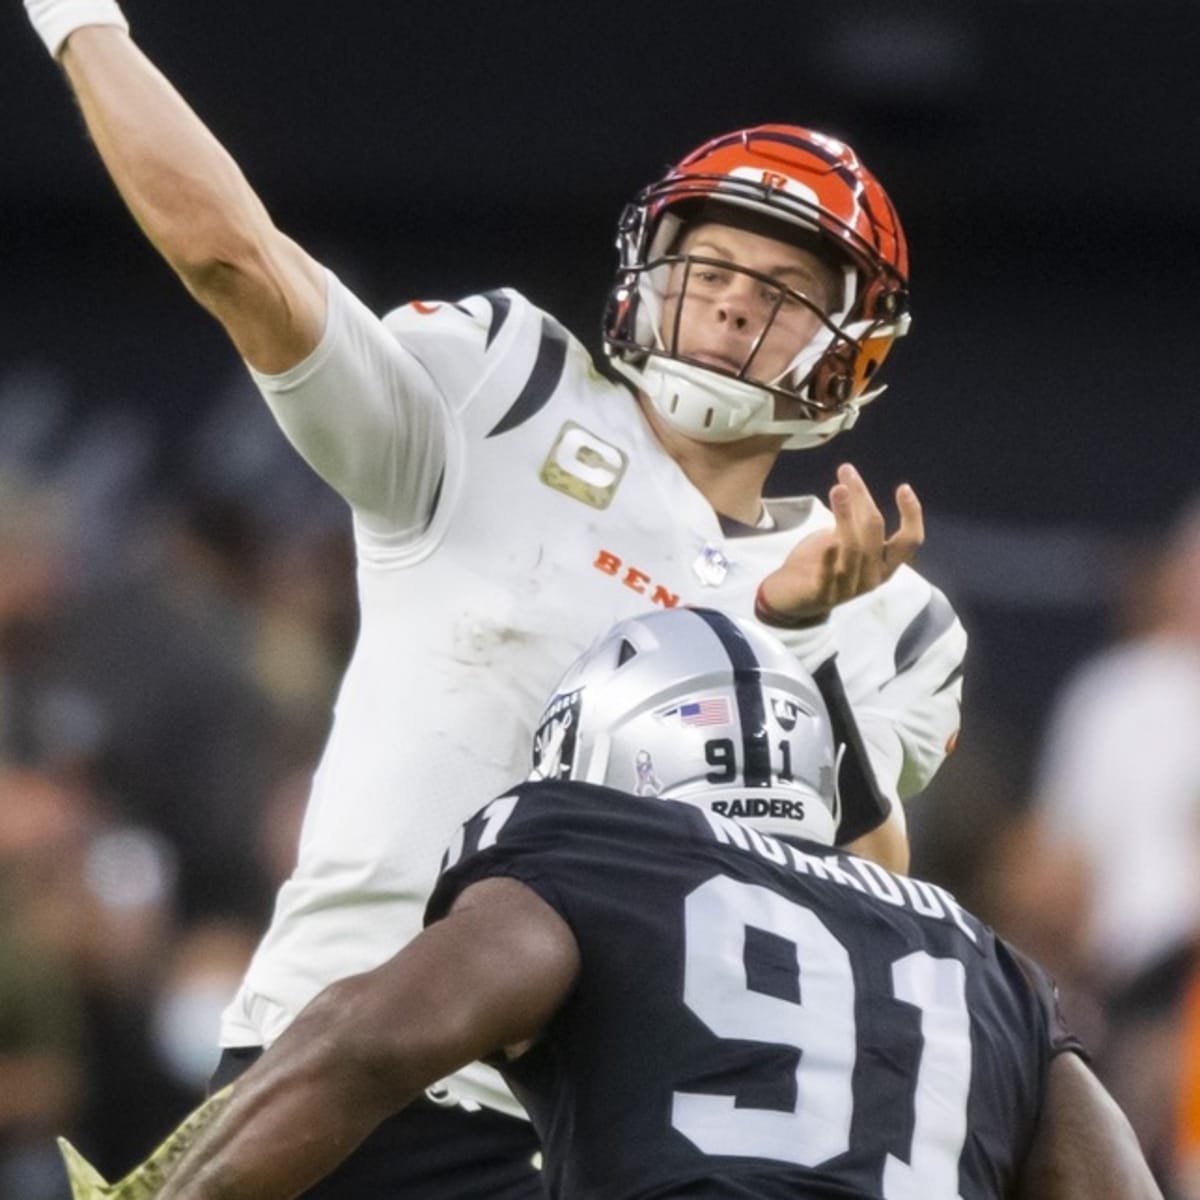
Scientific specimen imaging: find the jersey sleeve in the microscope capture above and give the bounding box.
[424,787,577,932]
[248,270,451,537]
[786,565,967,804]
[810,657,893,843]
[247,275,539,543]
[378,289,520,416]
[1001,939,1089,1062]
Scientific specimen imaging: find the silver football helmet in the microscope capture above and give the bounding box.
[530,607,839,844]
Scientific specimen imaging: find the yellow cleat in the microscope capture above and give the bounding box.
[57,1137,113,1198]
[57,1086,234,1199]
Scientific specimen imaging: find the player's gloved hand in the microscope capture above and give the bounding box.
[23,0,128,59]
[756,463,923,628]
[58,1086,234,1199]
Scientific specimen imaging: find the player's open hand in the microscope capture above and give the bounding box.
[757,464,923,625]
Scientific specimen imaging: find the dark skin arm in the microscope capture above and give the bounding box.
[156,877,580,1200]
[1017,1053,1164,1200]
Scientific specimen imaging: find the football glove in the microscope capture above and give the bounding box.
[58,1085,233,1199]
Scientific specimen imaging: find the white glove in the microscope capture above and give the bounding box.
[24,0,129,59]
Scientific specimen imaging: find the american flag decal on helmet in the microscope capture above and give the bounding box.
[666,698,731,727]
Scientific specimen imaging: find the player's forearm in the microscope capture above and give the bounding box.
[156,1029,420,1199]
[61,30,267,289]
[157,880,573,1197]
[155,1090,386,1200]
[55,27,323,370]
[156,953,503,1199]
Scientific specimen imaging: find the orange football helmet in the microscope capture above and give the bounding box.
[603,125,911,449]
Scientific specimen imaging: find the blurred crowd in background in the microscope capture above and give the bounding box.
[0,353,1197,1198]
[0,366,356,1197]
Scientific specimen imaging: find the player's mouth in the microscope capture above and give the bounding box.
[684,350,749,375]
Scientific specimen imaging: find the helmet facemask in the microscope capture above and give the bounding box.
[614,248,864,443]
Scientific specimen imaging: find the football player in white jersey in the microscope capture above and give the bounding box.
[23,2,966,1194]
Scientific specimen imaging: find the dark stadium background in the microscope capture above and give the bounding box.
[3,0,1198,780]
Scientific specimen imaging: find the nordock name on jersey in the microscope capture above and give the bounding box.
[699,808,980,944]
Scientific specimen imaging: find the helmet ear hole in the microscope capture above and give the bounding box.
[827,375,852,404]
[617,638,639,667]
[870,286,908,320]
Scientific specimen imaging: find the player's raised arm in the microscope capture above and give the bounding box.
[24,2,325,374]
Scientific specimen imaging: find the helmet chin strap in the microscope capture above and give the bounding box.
[611,355,877,451]
[640,357,773,442]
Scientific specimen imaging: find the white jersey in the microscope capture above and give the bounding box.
[220,273,966,1116]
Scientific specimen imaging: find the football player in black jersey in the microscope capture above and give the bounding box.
[59,608,1159,1199]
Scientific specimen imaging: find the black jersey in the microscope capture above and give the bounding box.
[426,782,1081,1199]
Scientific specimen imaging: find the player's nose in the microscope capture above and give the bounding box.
[715,288,754,330]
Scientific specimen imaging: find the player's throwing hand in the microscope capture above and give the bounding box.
[757,464,924,626]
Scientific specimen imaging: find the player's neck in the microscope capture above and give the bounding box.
[637,394,781,525]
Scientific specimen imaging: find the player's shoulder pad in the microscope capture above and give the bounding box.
[380,288,565,419]
[426,782,607,927]
[381,288,537,353]
[441,780,617,873]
